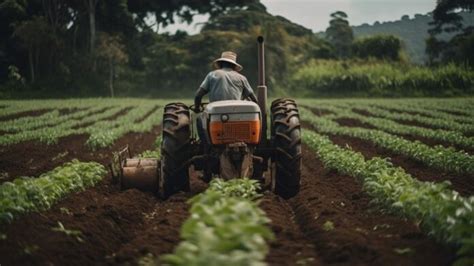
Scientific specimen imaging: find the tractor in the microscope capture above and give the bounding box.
[113,37,301,199]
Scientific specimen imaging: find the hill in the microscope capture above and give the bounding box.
[352,12,474,64]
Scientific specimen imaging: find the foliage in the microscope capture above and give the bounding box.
[428,0,474,66]
[430,0,474,34]
[0,99,166,149]
[290,60,474,97]
[352,35,404,61]
[316,105,474,151]
[302,129,474,264]
[0,160,106,223]
[300,106,474,175]
[325,11,353,59]
[0,0,258,97]
[161,178,273,265]
[352,12,474,64]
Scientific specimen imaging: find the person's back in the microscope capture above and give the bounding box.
[193,51,257,111]
[201,67,254,102]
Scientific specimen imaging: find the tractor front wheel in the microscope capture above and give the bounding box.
[270,98,301,199]
[160,103,191,199]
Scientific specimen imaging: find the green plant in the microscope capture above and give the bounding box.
[302,129,474,263]
[0,160,106,223]
[161,179,274,265]
[52,222,84,243]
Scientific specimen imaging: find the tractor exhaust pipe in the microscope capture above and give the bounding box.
[257,36,267,143]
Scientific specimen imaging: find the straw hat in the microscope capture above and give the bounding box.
[212,51,243,71]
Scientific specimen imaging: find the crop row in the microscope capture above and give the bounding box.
[368,102,474,125]
[0,104,163,149]
[349,105,474,134]
[300,107,474,175]
[297,98,474,119]
[302,129,474,263]
[0,99,106,118]
[0,160,106,223]
[407,100,474,117]
[85,105,162,150]
[161,178,273,265]
[315,107,474,151]
[0,106,127,145]
[0,105,111,133]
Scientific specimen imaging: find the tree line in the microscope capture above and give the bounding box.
[0,0,472,98]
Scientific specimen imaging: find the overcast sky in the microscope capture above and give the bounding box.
[160,0,437,34]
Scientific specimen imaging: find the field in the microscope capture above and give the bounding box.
[0,98,473,265]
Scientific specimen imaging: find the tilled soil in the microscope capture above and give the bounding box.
[0,125,460,265]
[0,125,162,182]
[0,109,52,121]
[284,146,455,265]
[325,132,474,197]
[333,118,474,155]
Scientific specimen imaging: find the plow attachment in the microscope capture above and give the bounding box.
[110,146,161,195]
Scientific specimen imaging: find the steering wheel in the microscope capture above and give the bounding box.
[189,102,208,113]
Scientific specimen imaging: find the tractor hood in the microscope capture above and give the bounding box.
[205,100,261,114]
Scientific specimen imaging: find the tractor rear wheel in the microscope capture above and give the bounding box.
[160,103,191,199]
[270,98,301,199]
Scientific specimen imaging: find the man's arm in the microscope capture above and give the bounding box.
[194,73,211,112]
[194,87,208,112]
[242,77,258,103]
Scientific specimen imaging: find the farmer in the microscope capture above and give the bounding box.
[193,51,258,113]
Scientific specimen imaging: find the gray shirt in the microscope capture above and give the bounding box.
[199,68,254,102]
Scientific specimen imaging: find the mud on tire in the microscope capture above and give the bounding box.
[270,98,302,199]
[160,103,191,199]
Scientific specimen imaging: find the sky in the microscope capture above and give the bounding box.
[159,0,437,34]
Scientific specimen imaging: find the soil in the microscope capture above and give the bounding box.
[321,131,474,197]
[0,109,52,122]
[373,106,434,118]
[0,126,161,182]
[71,107,133,129]
[333,118,378,130]
[135,106,160,123]
[308,107,335,116]
[333,118,474,155]
[285,146,455,265]
[0,123,460,265]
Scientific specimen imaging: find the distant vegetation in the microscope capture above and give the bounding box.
[290,60,474,97]
[0,0,472,98]
[352,12,474,64]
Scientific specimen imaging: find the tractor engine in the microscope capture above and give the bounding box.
[201,100,262,180]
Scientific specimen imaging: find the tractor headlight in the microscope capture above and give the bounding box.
[221,114,229,122]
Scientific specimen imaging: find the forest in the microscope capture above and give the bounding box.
[0,0,473,98]
[352,11,474,64]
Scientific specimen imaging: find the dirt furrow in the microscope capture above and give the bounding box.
[327,133,473,197]
[353,108,474,137]
[0,125,161,183]
[302,121,474,196]
[262,192,321,265]
[0,109,52,121]
[333,117,474,154]
[287,145,455,265]
[0,127,166,265]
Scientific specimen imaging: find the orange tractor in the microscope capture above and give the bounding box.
[113,37,301,199]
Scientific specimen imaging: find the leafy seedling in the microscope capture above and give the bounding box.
[322,220,335,231]
[52,222,84,243]
[394,247,414,255]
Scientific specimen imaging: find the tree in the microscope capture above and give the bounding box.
[12,16,54,83]
[96,33,128,97]
[325,11,353,58]
[430,0,473,34]
[427,0,474,65]
[352,35,404,61]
